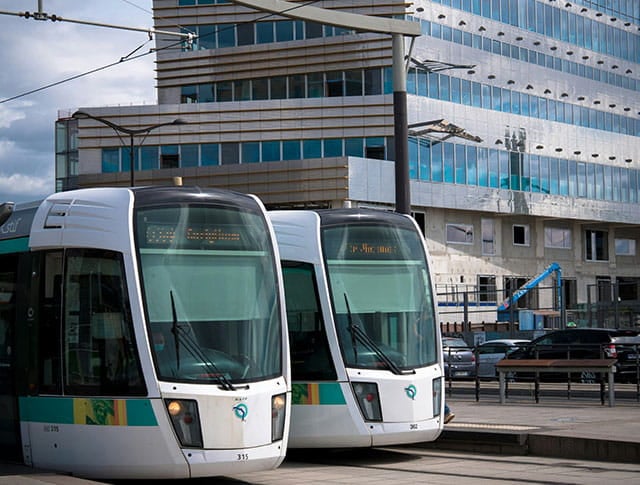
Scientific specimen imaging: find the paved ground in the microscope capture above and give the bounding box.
[2,395,639,484]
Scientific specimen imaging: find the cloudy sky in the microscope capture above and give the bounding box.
[0,0,157,203]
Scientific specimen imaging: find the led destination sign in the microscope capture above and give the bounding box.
[145,224,241,246]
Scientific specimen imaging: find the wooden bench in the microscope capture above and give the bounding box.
[495,358,617,406]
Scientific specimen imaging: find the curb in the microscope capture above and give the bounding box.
[414,429,640,464]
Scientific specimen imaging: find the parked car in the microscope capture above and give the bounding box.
[475,339,530,379]
[504,328,640,383]
[442,337,476,379]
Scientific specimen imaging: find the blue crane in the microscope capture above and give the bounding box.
[498,262,562,312]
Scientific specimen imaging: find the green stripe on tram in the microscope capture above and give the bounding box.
[0,237,29,254]
[19,397,158,426]
[291,382,346,405]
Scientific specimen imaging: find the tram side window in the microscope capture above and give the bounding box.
[63,249,145,396]
[281,261,337,381]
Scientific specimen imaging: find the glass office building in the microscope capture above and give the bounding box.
[65,0,639,325]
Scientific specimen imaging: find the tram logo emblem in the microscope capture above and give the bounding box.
[233,403,248,421]
[404,384,417,400]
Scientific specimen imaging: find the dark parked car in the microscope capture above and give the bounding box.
[505,328,640,383]
[442,337,476,379]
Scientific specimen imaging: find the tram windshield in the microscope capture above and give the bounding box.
[136,204,281,385]
[322,223,438,371]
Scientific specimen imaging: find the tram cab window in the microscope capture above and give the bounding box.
[63,249,145,396]
[282,261,337,381]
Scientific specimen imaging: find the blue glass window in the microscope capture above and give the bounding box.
[102,148,119,173]
[419,139,431,181]
[181,144,199,167]
[488,149,499,188]
[308,73,324,98]
[577,162,586,197]
[443,144,454,183]
[217,81,233,102]
[549,157,559,195]
[461,79,472,105]
[477,147,488,186]
[221,143,239,164]
[324,139,342,157]
[199,84,214,103]
[283,140,301,160]
[252,78,269,100]
[218,24,235,48]
[290,75,306,98]
[595,164,604,200]
[201,143,219,166]
[467,146,477,186]
[409,138,418,180]
[451,77,461,103]
[303,139,322,159]
[237,23,254,46]
[242,142,260,163]
[499,150,509,189]
[121,146,137,173]
[345,70,363,96]
[181,85,197,103]
[199,25,216,50]
[276,20,294,42]
[431,143,443,182]
[455,144,466,184]
[509,152,521,190]
[141,146,158,171]
[262,141,280,162]
[345,138,363,157]
[234,79,251,101]
[256,22,274,43]
[558,159,568,196]
[364,68,382,95]
[568,160,577,197]
[530,155,540,193]
[472,82,481,107]
[439,75,450,101]
[539,156,550,194]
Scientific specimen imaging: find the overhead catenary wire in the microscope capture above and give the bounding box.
[0,0,322,105]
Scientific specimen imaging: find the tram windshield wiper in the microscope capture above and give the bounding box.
[344,293,359,364]
[343,293,414,375]
[169,290,236,391]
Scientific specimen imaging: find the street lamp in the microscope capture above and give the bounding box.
[72,110,187,187]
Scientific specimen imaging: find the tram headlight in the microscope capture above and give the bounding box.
[271,393,287,442]
[165,399,203,448]
[351,382,382,422]
[432,377,443,418]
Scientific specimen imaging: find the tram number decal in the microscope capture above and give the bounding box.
[237,453,249,461]
[409,424,418,430]
[43,424,60,433]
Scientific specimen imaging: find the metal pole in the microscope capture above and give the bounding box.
[129,133,135,187]
[392,34,410,215]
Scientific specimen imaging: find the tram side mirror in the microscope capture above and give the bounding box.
[0,202,15,226]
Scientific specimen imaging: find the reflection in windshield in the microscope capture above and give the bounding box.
[137,204,282,384]
[323,223,438,371]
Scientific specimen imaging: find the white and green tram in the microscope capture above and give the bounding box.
[269,209,444,448]
[0,186,290,479]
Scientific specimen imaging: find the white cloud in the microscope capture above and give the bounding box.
[0,0,156,202]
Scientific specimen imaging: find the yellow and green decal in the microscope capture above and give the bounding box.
[19,397,157,426]
[292,383,346,405]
